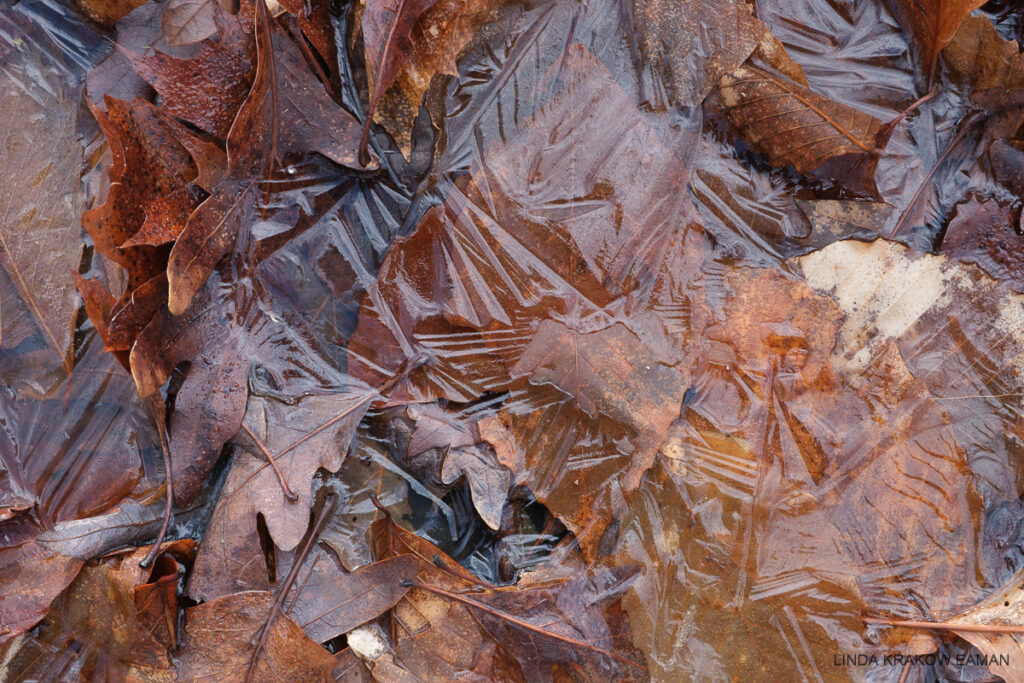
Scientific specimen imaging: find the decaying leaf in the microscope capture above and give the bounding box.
[361,0,498,160]
[630,0,767,108]
[125,7,255,139]
[718,60,889,197]
[174,591,338,681]
[0,540,194,679]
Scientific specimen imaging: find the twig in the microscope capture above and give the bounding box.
[863,616,1024,634]
[141,395,174,569]
[404,579,649,672]
[240,422,298,501]
[245,493,337,682]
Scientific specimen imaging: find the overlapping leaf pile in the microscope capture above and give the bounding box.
[4,0,1024,679]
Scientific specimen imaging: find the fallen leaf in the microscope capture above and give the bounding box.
[718,56,889,197]
[126,7,255,139]
[278,0,336,72]
[357,0,442,163]
[72,0,146,26]
[371,510,521,680]
[933,564,1024,682]
[0,516,83,646]
[129,271,348,506]
[887,0,987,85]
[942,14,1024,92]
[362,0,498,160]
[0,20,87,371]
[165,0,374,315]
[284,547,418,643]
[162,0,218,47]
[0,540,194,679]
[174,590,338,681]
[630,0,767,108]
[942,196,1024,288]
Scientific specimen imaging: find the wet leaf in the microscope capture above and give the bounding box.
[174,590,338,681]
[284,548,418,643]
[718,56,890,197]
[125,7,255,139]
[0,540,194,679]
[361,0,498,160]
[0,20,86,370]
[887,0,987,85]
[162,0,218,47]
[630,0,767,108]
[165,0,373,315]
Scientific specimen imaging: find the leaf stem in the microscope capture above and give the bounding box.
[406,579,649,672]
[141,396,175,569]
[241,422,299,501]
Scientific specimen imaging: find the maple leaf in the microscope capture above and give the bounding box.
[165,0,375,315]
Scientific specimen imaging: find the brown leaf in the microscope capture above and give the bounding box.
[352,45,699,556]
[358,0,442,163]
[0,517,83,646]
[72,0,146,26]
[942,196,1024,289]
[175,591,338,682]
[82,97,196,292]
[630,0,767,107]
[162,0,219,47]
[278,0,336,71]
[0,27,87,371]
[371,511,521,681]
[887,0,987,85]
[185,390,373,595]
[435,565,646,682]
[718,60,888,197]
[165,0,374,315]
[129,271,347,505]
[372,512,646,681]
[365,0,499,160]
[284,549,418,643]
[440,445,510,531]
[934,565,1024,682]
[0,541,194,679]
[125,8,255,139]
[122,183,208,248]
[942,14,1024,92]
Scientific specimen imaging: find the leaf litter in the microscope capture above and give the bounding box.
[3,0,1024,680]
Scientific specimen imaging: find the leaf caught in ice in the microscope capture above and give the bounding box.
[165,0,373,315]
[0,21,86,369]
